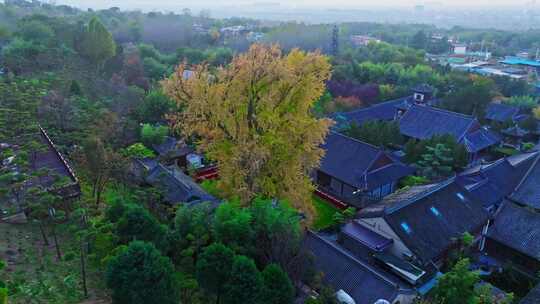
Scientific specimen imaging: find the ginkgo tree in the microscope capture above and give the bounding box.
[162,44,332,217]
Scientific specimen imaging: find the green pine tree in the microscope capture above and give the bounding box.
[196,243,235,304]
[105,241,179,304]
[261,264,295,304]
[417,143,453,179]
[80,17,116,71]
[222,255,263,304]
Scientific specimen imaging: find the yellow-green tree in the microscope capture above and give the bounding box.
[533,106,540,120]
[162,44,332,217]
[80,17,116,70]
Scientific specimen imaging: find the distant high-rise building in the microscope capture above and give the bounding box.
[332,25,339,56]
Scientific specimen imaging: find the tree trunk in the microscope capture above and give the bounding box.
[80,241,88,298]
[51,225,62,260]
[92,179,98,198]
[38,221,49,246]
[95,186,102,206]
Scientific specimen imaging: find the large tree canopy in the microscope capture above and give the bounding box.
[105,241,179,304]
[163,44,332,217]
[80,17,116,69]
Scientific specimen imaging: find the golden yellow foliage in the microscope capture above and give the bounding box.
[534,106,540,120]
[162,44,332,218]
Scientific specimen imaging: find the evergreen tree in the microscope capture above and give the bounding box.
[519,115,538,132]
[167,203,214,270]
[0,259,7,304]
[115,204,168,250]
[442,77,495,116]
[80,17,116,70]
[417,143,454,179]
[196,243,235,304]
[411,30,428,50]
[222,255,263,304]
[433,258,479,304]
[69,80,82,96]
[261,264,295,304]
[106,241,179,304]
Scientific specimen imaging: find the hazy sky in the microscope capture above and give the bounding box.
[54,0,528,10]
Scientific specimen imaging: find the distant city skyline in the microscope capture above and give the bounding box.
[47,0,539,29]
[53,0,530,11]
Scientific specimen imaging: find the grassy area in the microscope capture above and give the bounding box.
[1,222,107,303]
[200,180,340,230]
[200,179,221,197]
[494,147,520,156]
[312,195,339,230]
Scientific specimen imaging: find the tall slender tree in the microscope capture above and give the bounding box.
[79,17,116,71]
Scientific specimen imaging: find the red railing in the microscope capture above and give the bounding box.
[194,165,219,182]
[193,166,348,212]
[314,188,348,210]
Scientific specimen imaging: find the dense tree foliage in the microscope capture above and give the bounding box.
[260,263,295,304]
[404,135,468,171]
[196,243,235,302]
[432,258,514,304]
[140,123,168,147]
[344,121,403,147]
[441,76,496,116]
[505,95,538,109]
[105,241,179,304]
[163,44,332,217]
[79,17,117,70]
[417,143,454,179]
[223,255,263,304]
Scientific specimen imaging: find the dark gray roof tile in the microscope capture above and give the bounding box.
[509,154,540,209]
[485,103,520,123]
[320,132,413,190]
[304,231,408,304]
[521,282,540,304]
[399,105,476,141]
[488,202,540,261]
[146,164,216,204]
[360,180,489,263]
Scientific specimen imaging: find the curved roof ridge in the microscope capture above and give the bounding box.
[328,130,383,152]
[385,177,456,214]
[333,96,410,116]
[307,231,403,288]
[409,104,475,120]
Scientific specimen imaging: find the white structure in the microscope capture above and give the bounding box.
[335,290,356,304]
[351,35,381,47]
[453,44,467,55]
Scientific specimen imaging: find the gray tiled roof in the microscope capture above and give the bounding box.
[303,231,409,304]
[399,105,477,142]
[360,179,489,263]
[457,152,539,209]
[152,136,193,158]
[332,97,407,129]
[488,202,540,261]
[509,154,540,209]
[485,103,520,123]
[463,128,501,153]
[146,164,216,205]
[320,132,413,191]
[521,282,540,304]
